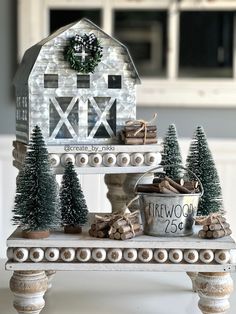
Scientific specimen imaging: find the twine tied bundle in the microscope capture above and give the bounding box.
[125,113,157,144]
[115,210,140,236]
[91,195,142,240]
[196,212,231,239]
[95,209,140,236]
[196,213,225,232]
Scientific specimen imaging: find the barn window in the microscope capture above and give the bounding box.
[77,75,90,88]
[44,74,58,88]
[108,75,122,89]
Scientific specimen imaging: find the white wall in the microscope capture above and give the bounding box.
[0,136,236,258]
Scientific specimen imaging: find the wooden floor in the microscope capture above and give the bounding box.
[0,260,236,314]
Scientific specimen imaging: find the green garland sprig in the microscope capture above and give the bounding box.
[64,33,103,74]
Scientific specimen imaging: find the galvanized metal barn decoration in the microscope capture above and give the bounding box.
[14,18,140,146]
[13,18,161,174]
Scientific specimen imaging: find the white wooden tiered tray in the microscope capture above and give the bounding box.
[5,227,236,314]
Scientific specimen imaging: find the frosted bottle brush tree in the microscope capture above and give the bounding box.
[161,124,183,180]
[12,125,59,239]
[186,126,223,216]
[60,161,88,234]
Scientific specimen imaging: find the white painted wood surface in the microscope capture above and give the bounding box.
[6,262,235,273]
[7,228,236,250]
[6,228,236,273]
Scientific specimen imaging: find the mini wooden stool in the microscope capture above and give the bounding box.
[6,228,236,314]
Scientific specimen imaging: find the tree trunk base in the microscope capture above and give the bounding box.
[64,225,82,234]
[22,230,50,239]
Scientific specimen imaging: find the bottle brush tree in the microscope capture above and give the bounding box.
[12,125,59,238]
[186,126,223,216]
[60,161,88,233]
[161,124,183,180]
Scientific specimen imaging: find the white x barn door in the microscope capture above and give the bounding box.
[49,96,117,140]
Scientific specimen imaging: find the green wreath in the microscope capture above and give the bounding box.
[64,33,103,74]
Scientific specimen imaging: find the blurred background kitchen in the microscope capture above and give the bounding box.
[1,0,236,257]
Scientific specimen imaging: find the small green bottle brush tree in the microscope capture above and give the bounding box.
[161,124,183,180]
[186,126,223,216]
[60,161,88,234]
[12,125,59,239]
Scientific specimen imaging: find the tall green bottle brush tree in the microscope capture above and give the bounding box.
[186,126,223,216]
[60,161,88,234]
[12,125,59,239]
[161,124,183,180]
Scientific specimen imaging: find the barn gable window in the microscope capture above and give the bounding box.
[77,75,90,88]
[108,75,122,89]
[44,74,58,88]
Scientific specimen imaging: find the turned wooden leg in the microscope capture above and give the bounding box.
[123,173,154,211]
[105,172,154,212]
[104,173,128,212]
[45,270,56,290]
[195,272,234,314]
[186,272,198,292]
[10,271,48,314]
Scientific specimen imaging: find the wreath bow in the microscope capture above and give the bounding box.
[74,33,102,52]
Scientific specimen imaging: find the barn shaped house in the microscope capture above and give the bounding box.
[14,18,140,146]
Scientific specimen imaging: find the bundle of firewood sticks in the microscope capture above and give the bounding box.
[196,214,232,239]
[121,114,158,145]
[89,211,143,240]
[121,124,157,145]
[136,176,200,195]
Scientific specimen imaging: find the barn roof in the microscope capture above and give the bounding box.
[13,18,141,89]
